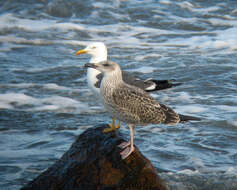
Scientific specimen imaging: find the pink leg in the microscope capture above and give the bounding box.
[120,124,135,159]
[118,141,131,149]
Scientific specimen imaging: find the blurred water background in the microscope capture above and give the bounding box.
[0,0,237,189]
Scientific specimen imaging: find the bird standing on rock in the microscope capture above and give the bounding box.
[76,42,182,133]
[84,61,200,159]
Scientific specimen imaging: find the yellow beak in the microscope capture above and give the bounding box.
[76,49,88,55]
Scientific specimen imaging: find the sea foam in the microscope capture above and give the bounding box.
[0,93,89,114]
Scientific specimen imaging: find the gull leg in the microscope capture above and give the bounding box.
[116,120,121,129]
[118,141,131,149]
[120,124,135,159]
[103,117,120,133]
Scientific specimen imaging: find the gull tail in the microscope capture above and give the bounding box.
[178,114,201,122]
[145,79,182,92]
[160,104,180,125]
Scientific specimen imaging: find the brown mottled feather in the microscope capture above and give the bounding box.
[102,81,180,125]
[85,60,199,127]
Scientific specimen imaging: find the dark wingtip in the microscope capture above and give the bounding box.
[179,114,201,123]
[170,82,183,87]
[145,79,183,92]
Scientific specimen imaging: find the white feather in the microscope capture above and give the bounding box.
[145,83,156,91]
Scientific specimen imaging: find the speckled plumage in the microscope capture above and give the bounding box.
[85,61,199,159]
[98,62,180,126]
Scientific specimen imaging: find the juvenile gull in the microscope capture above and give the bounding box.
[76,42,182,132]
[84,61,200,159]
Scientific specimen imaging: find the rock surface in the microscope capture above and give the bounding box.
[21,124,170,190]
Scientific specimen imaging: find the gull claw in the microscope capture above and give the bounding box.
[120,145,134,159]
[118,141,131,149]
[103,118,121,133]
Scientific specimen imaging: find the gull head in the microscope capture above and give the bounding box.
[84,61,121,76]
[76,42,107,63]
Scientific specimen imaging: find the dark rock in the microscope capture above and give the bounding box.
[21,124,170,190]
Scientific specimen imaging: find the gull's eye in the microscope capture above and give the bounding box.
[103,63,110,67]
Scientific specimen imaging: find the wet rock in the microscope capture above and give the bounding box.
[21,124,169,190]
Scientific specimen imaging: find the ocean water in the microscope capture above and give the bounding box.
[0,0,237,189]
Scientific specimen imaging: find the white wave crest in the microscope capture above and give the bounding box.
[0,93,89,114]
